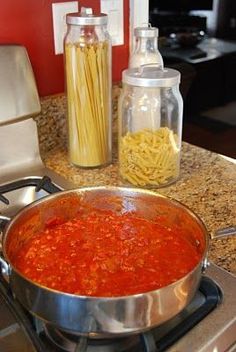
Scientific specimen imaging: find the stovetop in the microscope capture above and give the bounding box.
[0,175,236,352]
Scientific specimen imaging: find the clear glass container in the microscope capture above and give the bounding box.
[118,65,183,188]
[64,8,112,168]
[129,26,164,68]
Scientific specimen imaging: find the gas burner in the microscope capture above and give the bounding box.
[0,176,62,218]
[41,325,138,352]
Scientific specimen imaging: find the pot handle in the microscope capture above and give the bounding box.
[0,215,11,231]
[212,226,236,239]
[202,226,236,273]
[0,256,10,277]
[0,215,11,278]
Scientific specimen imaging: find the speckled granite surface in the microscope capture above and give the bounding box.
[37,91,236,275]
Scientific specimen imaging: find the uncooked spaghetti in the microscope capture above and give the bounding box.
[65,41,111,167]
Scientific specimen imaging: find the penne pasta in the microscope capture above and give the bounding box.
[119,127,180,187]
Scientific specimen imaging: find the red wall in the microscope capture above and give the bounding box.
[0,0,129,97]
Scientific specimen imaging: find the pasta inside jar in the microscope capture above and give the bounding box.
[119,127,180,187]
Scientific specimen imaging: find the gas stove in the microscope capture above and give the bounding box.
[0,175,235,352]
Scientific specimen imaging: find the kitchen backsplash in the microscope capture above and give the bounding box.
[0,1,129,97]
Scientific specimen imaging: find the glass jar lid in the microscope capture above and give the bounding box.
[134,26,159,38]
[66,7,107,26]
[122,65,181,88]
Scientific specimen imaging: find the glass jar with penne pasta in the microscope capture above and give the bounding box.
[118,65,183,188]
[64,8,112,168]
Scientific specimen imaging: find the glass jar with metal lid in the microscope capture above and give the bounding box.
[129,25,164,68]
[118,65,183,188]
[64,8,112,168]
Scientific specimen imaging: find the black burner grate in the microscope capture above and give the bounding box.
[0,274,45,352]
[141,276,222,352]
[0,175,63,221]
[0,176,61,206]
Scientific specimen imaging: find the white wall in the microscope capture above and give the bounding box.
[129,0,149,52]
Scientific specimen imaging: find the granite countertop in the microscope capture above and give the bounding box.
[38,92,236,276]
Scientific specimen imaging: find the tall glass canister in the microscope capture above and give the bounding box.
[64,8,112,168]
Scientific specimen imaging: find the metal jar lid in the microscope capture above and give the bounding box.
[66,7,108,26]
[122,65,181,88]
[134,26,159,38]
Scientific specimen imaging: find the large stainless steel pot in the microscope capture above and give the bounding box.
[0,186,209,337]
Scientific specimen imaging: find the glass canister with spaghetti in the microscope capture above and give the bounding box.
[64,8,112,168]
[118,65,183,188]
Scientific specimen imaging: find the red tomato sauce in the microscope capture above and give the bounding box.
[12,210,202,297]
